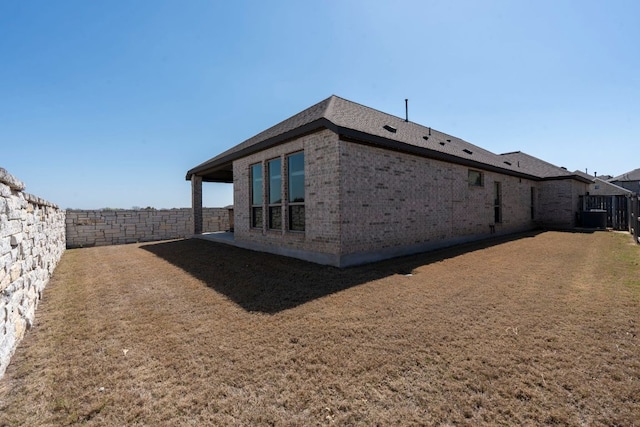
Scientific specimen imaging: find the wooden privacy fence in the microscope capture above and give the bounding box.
[631,195,640,244]
[580,195,629,230]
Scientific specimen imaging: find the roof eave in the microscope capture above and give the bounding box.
[336,129,541,181]
[186,118,334,181]
[186,101,590,184]
[540,174,593,184]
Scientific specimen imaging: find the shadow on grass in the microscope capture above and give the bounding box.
[141,231,543,314]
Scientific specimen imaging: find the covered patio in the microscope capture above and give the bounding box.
[187,156,233,235]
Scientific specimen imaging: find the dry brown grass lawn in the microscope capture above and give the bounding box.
[0,230,639,426]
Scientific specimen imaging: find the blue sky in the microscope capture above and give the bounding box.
[1,0,638,209]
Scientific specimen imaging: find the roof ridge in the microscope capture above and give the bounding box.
[328,95,409,123]
[322,94,339,120]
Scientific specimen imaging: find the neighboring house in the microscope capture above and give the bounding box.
[571,171,614,182]
[187,95,590,267]
[589,178,633,197]
[609,168,640,194]
[582,178,634,230]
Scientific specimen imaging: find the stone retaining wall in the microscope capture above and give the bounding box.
[0,168,66,378]
[66,208,230,248]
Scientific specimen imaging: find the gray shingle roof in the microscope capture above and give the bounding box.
[187,95,589,183]
[325,96,521,174]
[572,170,596,181]
[494,151,574,179]
[610,168,640,182]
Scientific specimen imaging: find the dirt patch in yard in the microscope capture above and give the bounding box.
[0,231,638,426]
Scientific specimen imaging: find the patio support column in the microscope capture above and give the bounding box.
[191,174,203,235]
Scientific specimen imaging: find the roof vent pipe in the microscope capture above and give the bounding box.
[405,99,409,122]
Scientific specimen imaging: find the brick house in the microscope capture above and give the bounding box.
[187,95,590,267]
[609,168,640,194]
[589,178,633,197]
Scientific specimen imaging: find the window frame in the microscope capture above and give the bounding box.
[287,151,305,232]
[494,181,502,224]
[250,162,263,229]
[267,157,283,230]
[530,186,535,220]
[468,169,484,187]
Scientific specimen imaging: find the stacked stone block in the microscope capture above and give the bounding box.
[66,208,229,248]
[0,168,65,378]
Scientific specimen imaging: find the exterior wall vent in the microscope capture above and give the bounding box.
[383,125,397,133]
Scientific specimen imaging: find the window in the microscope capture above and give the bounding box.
[530,187,535,220]
[494,181,502,223]
[468,170,484,187]
[250,152,304,233]
[288,152,305,231]
[268,158,282,229]
[250,163,263,228]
